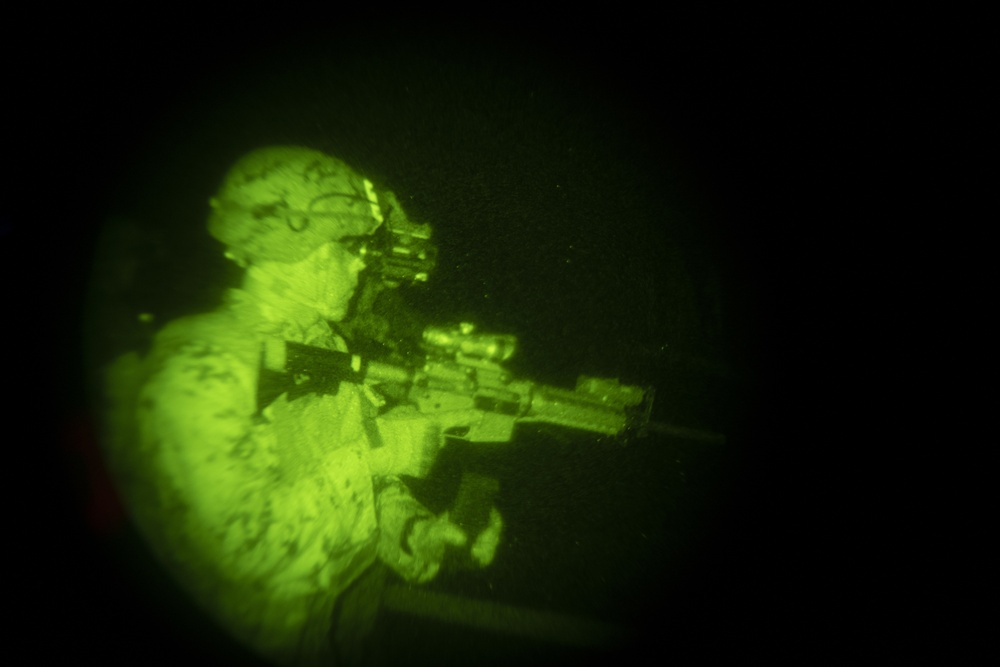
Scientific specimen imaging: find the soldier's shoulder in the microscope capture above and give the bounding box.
[151,309,260,368]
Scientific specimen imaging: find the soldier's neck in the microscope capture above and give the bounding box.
[240,266,325,336]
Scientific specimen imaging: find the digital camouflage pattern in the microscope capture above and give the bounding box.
[103,288,433,665]
[208,146,385,266]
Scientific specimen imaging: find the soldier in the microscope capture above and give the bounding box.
[102,146,501,665]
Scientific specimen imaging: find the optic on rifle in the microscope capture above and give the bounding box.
[422,323,518,364]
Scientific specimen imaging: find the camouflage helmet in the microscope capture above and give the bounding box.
[207,146,385,265]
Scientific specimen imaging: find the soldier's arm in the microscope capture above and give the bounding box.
[136,341,360,585]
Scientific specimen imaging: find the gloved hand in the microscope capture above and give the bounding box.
[402,513,468,583]
[403,506,503,582]
[468,506,503,567]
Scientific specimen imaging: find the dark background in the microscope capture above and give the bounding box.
[8,18,907,664]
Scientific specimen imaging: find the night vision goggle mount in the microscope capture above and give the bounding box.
[356,212,438,288]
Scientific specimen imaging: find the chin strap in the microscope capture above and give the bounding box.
[363,178,385,227]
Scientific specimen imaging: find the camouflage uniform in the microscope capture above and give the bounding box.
[102,147,436,665]
[104,287,435,665]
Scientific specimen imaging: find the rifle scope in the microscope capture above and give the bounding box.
[422,324,517,363]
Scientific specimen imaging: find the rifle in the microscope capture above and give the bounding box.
[325,206,663,443]
[276,322,655,444]
[326,206,720,444]
[268,323,722,541]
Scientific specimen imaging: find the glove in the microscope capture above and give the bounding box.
[402,507,502,579]
[468,506,503,567]
[448,472,503,568]
[400,513,468,583]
